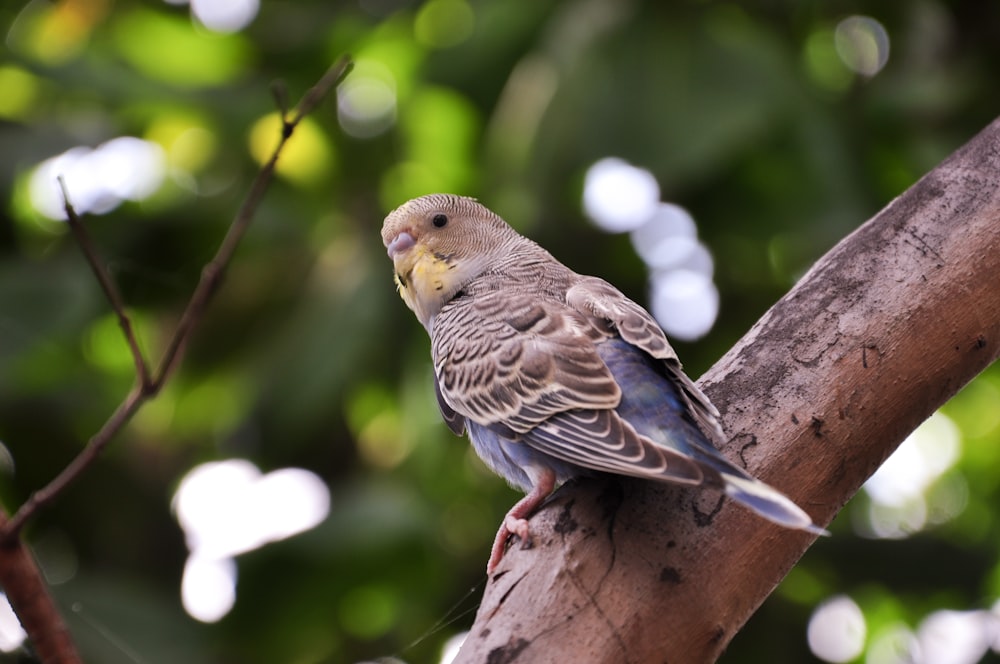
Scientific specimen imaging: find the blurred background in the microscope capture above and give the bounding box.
[1,0,999,662]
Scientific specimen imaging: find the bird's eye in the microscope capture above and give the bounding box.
[432,214,448,228]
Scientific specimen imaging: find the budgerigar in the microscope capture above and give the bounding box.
[381,193,825,572]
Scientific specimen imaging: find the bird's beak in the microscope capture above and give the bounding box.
[386,231,416,260]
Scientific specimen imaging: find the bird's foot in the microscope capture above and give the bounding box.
[487,517,532,573]
[485,469,557,574]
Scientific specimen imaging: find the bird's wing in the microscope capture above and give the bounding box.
[434,375,466,435]
[566,276,725,442]
[432,290,621,434]
[522,408,704,484]
[433,289,704,485]
[566,276,678,360]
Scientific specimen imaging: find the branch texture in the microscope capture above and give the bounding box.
[456,117,1000,663]
[0,513,80,664]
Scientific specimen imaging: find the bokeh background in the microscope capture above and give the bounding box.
[1,0,999,662]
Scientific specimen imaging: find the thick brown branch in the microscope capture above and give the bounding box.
[456,117,1000,663]
[0,511,80,664]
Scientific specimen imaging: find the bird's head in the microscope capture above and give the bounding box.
[381,194,513,329]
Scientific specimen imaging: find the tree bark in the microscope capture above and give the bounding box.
[455,117,1000,663]
[0,512,80,663]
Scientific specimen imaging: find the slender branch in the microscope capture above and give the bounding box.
[151,55,353,390]
[271,79,290,119]
[58,178,151,390]
[0,55,353,541]
[2,388,146,536]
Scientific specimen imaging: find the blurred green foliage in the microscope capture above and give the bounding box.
[0,0,998,662]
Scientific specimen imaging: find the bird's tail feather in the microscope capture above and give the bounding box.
[722,473,829,536]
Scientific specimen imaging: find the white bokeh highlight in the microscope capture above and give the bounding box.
[630,203,698,270]
[866,624,921,664]
[650,270,719,342]
[808,595,867,663]
[337,61,398,139]
[835,15,890,77]
[191,0,259,32]
[165,0,259,32]
[440,631,468,664]
[182,555,238,624]
[860,412,962,538]
[582,159,719,340]
[583,158,660,232]
[865,413,960,507]
[29,137,166,220]
[0,595,26,653]
[916,609,1000,664]
[173,459,330,622]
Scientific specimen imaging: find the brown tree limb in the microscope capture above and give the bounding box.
[0,511,80,664]
[0,57,352,663]
[455,117,1000,663]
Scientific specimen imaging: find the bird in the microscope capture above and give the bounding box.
[381,193,826,572]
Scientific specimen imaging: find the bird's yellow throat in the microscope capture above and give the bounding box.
[393,247,459,325]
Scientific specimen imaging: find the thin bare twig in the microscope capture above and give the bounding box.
[271,80,290,118]
[58,177,152,390]
[151,55,353,390]
[0,55,353,540]
[3,389,147,537]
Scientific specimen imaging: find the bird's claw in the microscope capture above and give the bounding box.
[504,515,531,543]
[487,517,533,573]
